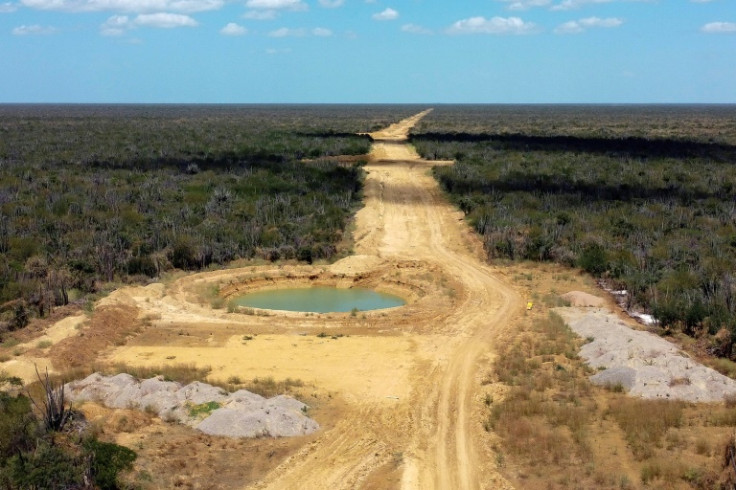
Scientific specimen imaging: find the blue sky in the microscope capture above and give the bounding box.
[1,0,734,103]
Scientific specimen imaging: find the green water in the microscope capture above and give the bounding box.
[232,287,405,313]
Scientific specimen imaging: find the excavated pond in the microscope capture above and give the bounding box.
[231,287,405,313]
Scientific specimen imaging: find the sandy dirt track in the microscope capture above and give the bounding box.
[3,110,522,489]
[237,111,523,489]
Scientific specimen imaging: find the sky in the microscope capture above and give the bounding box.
[0,0,734,103]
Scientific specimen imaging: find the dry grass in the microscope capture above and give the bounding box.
[35,362,213,390]
[105,362,213,385]
[710,357,736,379]
[487,289,736,489]
[230,376,306,398]
[490,313,596,478]
[606,398,684,460]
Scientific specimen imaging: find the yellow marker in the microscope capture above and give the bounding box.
[526,302,533,310]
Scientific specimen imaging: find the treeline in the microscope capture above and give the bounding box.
[0,105,418,332]
[413,105,736,358]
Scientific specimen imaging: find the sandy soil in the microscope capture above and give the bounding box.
[71,110,519,489]
[0,111,528,488]
[5,110,733,488]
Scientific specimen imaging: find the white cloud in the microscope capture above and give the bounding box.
[135,12,197,27]
[555,16,622,33]
[100,11,196,33]
[267,26,331,37]
[497,0,551,10]
[372,7,397,21]
[12,23,56,34]
[220,21,246,35]
[554,20,582,33]
[268,26,305,36]
[401,23,432,34]
[312,26,332,36]
[167,0,220,11]
[245,0,306,10]
[551,0,611,11]
[265,47,291,54]
[318,0,342,7]
[243,9,276,19]
[0,2,18,12]
[21,0,221,13]
[499,0,653,10]
[447,16,535,35]
[100,14,130,34]
[701,21,736,33]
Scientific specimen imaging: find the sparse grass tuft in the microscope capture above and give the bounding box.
[242,376,305,398]
[104,362,212,385]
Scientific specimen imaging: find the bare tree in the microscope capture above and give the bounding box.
[28,365,72,432]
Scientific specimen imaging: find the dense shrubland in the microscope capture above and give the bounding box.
[413,105,736,357]
[0,105,419,331]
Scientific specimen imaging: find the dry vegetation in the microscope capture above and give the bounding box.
[414,105,736,359]
[0,104,429,340]
[6,106,736,489]
[485,267,736,489]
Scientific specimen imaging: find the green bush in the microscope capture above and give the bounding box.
[0,393,36,460]
[84,439,137,490]
[1,389,137,490]
[578,244,608,277]
[7,440,84,489]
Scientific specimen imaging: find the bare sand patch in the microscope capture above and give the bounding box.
[0,356,55,380]
[106,334,414,405]
[12,314,87,353]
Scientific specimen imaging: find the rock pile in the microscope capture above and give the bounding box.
[555,307,736,402]
[65,373,319,438]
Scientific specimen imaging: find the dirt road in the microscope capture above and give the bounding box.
[6,110,521,489]
[253,110,520,489]
[368,112,520,489]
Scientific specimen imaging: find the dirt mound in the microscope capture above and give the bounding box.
[560,291,605,307]
[51,305,140,370]
[555,307,736,402]
[65,373,319,438]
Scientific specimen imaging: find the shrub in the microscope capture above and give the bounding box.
[7,440,84,489]
[83,439,137,490]
[578,244,607,277]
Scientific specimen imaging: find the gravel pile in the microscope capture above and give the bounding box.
[555,307,736,402]
[65,373,319,438]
